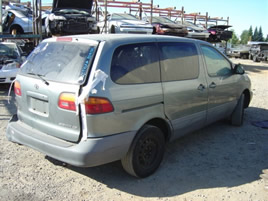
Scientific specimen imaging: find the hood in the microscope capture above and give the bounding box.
[53,0,93,11]
[159,23,185,29]
[208,25,232,30]
[119,19,149,25]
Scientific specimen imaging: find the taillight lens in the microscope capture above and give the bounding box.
[58,93,76,111]
[85,97,114,114]
[14,81,21,96]
[58,94,114,114]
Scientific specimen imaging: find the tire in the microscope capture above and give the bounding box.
[253,55,260,62]
[121,125,165,178]
[10,25,23,35]
[249,54,252,60]
[230,94,245,126]
[241,54,248,59]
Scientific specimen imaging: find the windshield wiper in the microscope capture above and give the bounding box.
[27,72,49,86]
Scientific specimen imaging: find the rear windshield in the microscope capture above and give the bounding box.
[20,41,97,84]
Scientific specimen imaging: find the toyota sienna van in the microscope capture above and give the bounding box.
[6,34,252,178]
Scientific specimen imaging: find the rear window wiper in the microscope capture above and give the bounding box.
[27,72,49,86]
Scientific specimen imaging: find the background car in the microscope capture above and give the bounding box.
[45,0,97,36]
[0,42,26,83]
[227,45,250,59]
[176,20,210,39]
[2,9,33,34]
[207,25,233,42]
[97,13,153,34]
[147,16,188,37]
[2,7,46,35]
[249,42,268,62]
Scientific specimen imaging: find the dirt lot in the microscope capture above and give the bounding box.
[0,59,268,201]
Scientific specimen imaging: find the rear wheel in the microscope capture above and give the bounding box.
[121,125,165,178]
[230,94,245,126]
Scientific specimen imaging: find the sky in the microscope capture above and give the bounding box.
[22,0,268,38]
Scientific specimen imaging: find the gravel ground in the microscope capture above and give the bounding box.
[0,59,268,201]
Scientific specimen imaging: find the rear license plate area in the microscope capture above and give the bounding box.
[29,97,49,116]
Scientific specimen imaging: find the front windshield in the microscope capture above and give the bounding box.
[111,13,137,20]
[184,21,196,26]
[0,43,19,59]
[152,17,174,24]
[20,41,97,84]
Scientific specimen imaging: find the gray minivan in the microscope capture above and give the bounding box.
[6,34,252,178]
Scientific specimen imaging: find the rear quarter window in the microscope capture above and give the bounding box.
[159,42,199,82]
[111,43,160,84]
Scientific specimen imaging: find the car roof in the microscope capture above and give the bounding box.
[45,34,211,46]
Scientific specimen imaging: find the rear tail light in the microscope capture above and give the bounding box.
[58,94,114,114]
[58,93,76,111]
[14,81,21,96]
[210,30,216,35]
[85,97,114,114]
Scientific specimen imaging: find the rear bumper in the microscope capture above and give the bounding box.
[6,115,136,167]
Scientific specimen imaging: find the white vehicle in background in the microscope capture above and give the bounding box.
[0,42,26,83]
[2,9,33,34]
[176,20,210,39]
[97,13,153,34]
[2,4,47,35]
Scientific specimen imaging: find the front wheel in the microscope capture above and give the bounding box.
[121,125,165,178]
[230,94,245,126]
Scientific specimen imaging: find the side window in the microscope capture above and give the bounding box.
[111,43,160,84]
[159,42,199,81]
[201,45,232,77]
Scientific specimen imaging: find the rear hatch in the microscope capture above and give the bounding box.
[16,37,98,142]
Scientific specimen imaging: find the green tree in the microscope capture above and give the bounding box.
[266,35,268,42]
[252,27,258,41]
[240,30,249,44]
[258,26,264,41]
[248,26,253,41]
[229,30,239,45]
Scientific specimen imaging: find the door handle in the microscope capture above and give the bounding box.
[197,84,206,91]
[209,82,217,88]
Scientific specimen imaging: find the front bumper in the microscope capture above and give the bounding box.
[6,115,136,167]
[49,20,97,35]
[187,32,210,39]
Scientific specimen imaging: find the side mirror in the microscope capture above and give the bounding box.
[233,63,245,75]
